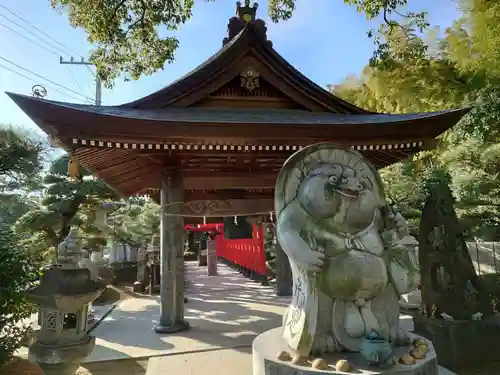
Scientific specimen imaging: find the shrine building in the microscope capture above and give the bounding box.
[7,1,470,334]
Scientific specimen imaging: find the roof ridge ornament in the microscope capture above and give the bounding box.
[223,1,272,46]
[236,1,258,23]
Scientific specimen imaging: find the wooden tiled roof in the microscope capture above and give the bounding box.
[6,15,472,208]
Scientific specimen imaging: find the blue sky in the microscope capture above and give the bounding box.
[0,0,461,137]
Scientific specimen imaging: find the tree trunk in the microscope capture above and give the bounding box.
[58,194,85,243]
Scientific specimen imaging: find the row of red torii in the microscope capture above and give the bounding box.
[184,223,268,279]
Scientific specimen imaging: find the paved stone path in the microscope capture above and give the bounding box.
[85,262,290,362]
[19,261,455,375]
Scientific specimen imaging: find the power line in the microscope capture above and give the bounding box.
[0,63,87,103]
[0,21,96,99]
[0,56,94,102]
[1,4,97,92]
[0,3,84,59]
[67,66,87,96]
[0,22,60,57]
[0,5,96,78]
[0,13,70,57]
[60,58,102,105]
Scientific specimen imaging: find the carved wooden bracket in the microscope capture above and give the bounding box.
[162,198,273,217]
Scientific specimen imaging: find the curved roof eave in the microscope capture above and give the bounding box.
[5,92,472,141]
[116,24,372,114]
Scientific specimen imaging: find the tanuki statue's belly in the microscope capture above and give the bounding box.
[318,251,388,301]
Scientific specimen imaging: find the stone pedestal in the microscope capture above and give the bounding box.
[30,335,95,375]
[207,239,218,276]
[413,313,500,371]
[253,328,439,375]
[154,173,189,334]
[274,241,292,296]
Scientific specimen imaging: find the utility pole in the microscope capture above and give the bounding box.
[60,56,101,105]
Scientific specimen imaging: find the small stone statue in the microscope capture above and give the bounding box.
[56,228,83,268]
[275,143,419,357]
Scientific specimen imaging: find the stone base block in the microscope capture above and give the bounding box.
[413,313,500,371]
[29,335,95,375]
[253,328,438,375]
[198,253,207,266]
[133,281,145,293]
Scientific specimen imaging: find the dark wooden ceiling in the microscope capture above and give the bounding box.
[72,145,427,201]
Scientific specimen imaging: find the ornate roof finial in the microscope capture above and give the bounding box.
[223,0,271,46]
[236,1,258,23]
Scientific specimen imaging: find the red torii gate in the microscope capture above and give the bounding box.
[184,223,267,276]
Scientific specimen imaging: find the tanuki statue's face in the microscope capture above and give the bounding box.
[298,163,380,233]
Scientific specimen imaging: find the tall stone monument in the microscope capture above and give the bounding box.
[27,229,106,375]
[414,169,497,370]
[133,246,148,292]
[206,239,218,276]
[252,143,435,375]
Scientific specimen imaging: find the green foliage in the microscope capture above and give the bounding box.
[0,126,44,192]
[332,0,500,241]
[457,85,500,142]
[15,155,116,259]
[105,199,160,248]
[51,0,429,87]
[50,0,196,87]
[0,223,37,367]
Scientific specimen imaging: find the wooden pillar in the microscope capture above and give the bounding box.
[154,173,189,334]
[206,239,218,276]
[275,240,292,296]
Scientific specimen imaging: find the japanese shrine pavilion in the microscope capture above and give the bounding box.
[8,1,470,334]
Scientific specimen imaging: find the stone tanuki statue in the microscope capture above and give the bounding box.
[275,143,419,357]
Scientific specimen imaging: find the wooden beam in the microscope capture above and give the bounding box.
[183,174,276,190]
[162,199,274,217]
[119,172,277,194]
[185,190,274,200]
[138,151,291,158]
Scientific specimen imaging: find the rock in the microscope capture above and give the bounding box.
[410,349,426,360]
[413,338,427,347]
[276,350,292,361]
[399,354,416,365]
[291,355,306,365]
[335,359,351,372]
[132,281,145,293]
[311,358,328,370]
[416,343,429,353]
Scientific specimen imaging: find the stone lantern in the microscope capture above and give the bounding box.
[26,229,106,375]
